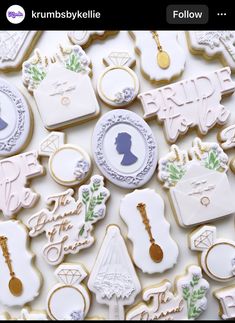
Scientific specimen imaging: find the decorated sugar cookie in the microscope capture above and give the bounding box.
[47,263,90,320]
[68,31,117,48]
[88,225,141,320]
[138,67,235,143]
[218,124,235,150]
[28,175,110,265]
[22,44,100,130]
[120,189,178,274]
[129,31,186,83]
[0,150,44,219]
[92,109,158,189]
[158,138,235,227]
[0,31,40,71]
[0,78,33,157]
[214,285,235,320]
[189,225,235,282]
[39,132,91,186]
[0,308,48,320]
[97,52,139,107]
[187,31,235,72]
[0,221,41,306]
[126,265,209,320]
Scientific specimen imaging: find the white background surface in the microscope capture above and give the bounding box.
[1,30,235,320]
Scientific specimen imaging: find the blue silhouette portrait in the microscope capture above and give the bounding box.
[0,104,7,131]
[115,132,138,166]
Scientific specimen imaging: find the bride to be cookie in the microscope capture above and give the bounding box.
[22,44,100,130]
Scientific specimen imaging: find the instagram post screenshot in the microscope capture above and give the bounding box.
[0,0,235,320]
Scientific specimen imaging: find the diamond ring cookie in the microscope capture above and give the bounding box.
[138,67,235,143]
[47,263,90,320]
[39,132,92,186]
[92,109,158,189]
[120,188,179,274]
[22,44,100,130]
[189,225,235,282]
[0,31,40,71]
[126,265,209,320]
[158,138,235,227]
[0,78,33,157]
[129,31,186,83]
[0,220,42,307]
[28,175,110,266]
[187,31,235,72]
[97,52,139,108]
[88,225,141,321]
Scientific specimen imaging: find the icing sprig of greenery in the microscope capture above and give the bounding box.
[27,66,46,83]
[158,145,189,188]
[182,272,208,319]
[79,177,109,236]
[191,138,228,172]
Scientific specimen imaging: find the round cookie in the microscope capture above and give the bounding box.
[0,78,33,157]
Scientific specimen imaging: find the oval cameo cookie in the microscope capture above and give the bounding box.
[92,110,158,189]
[97,52,139,108]
[0,78,32,157]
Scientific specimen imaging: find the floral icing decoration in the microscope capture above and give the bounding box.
[114,87,135,104]
[74,159,90,181]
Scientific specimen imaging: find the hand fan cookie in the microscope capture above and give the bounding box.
[0,78,33,157]
[158,138,235,227]
[187,31,235,72]
[129,31,186,83]
[0,150,44,219]
[189,225,235,282]
[97,52,139,108]
[22,44,100,130]
[126,265,209,320]
[47,263,90,320]
[39,131,92,186]
[120,188,178,274]
[0,220,41,306]
[28,175,110,265]
[138,67,235,143]
[88,225,141,320]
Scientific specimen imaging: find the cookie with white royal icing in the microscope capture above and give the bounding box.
[47,263,90,320]
[39,131,92,186]
[214,285,235,320]
[88,225,141,321]
[28,175,110,266]
[138,67,235,143]
[0,220,42,307]
[0,78,33,157]
[189,225,235,282]
[187,31,235,72]
[126,265,209,320]
[129,31,186,83]
[158,138,235,227]
[120,188,179,274]
[0,31,40,71]
[0,150,44,219]
[0,308,48,320]
[92,109,158,189]
[97,52,139,108]
[68,31,118,48]
[22,44,100,130]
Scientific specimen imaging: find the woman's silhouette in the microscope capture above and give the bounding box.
[0,103,8,131]
[115,132,138,166]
